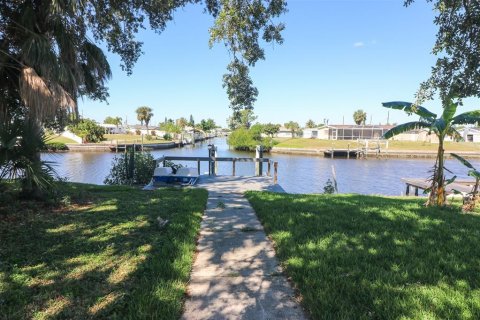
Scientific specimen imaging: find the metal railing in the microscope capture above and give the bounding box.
[155,155,279,184]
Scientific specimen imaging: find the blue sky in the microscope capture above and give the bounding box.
[79,0,479,127]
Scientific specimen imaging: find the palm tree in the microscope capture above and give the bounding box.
[353,109,367,125]
[383,99,480,206]
[135,106,153,130]
[284,121,300,138]
[305,119,316,128]
[0,3,111,198]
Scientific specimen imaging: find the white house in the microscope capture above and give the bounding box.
[275,126,301,138]
[99,123,127,134]
[459,127,480,142]
[127,125,164,136]
[303,127,329,139]
[303,125,394,140]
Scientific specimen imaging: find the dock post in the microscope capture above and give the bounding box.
[347,144,350,159]
[232,159,236,176]
[273,162,278,184]
[197,159,201,176]
[267,161,271,176]
[406,184,410,196]
[208,144,216,176]
[255,145,263,176]
[214,147,218,174]
[141,134,144,152]
[331,147,334,159]
[415,187,419,196]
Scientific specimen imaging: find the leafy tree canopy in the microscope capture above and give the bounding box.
[0,0,286,123]
[263,123,281,137]
[228,109,257,130]
[198,119,217,132]
[104,116,122,126]
[405,0,480,101]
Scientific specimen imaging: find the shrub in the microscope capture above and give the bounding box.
[163,133,172,141]
[145,134,153,141]
[323,179,335,194]
[69,119,104,143]
[104,150,155,185]
[44,142,68,151]
[227,127,277,151]
[135,129,141,135]
[150,130,156,136]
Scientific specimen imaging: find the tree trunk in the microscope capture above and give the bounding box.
[428,138,446,206]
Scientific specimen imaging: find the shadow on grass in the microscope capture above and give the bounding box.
[246,192,480,319]
[0,184,207,319]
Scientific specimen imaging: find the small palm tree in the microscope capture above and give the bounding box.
[305,119,316,128]
[383,99,480,206]
[353,109,367,125]
[136,106,154,130]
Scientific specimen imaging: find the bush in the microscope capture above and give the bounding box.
[145,134,153,141]
[135,129,141,135]
[104,150,155,185]
[163,133,172,141]
[69,119,104,143]
[323,179,335,194]
[44,142,68,151]
[150,130,156,136]
[227,127,277,151]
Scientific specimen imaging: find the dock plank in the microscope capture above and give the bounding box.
[402,178,475,195]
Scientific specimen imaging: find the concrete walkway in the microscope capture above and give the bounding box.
[183,176,306,319]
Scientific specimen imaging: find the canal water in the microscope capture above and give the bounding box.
[41,137,480,195]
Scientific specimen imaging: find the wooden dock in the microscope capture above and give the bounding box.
[402,178,475,196]
[323,149,360,158]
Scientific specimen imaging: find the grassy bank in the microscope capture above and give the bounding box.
[46,135,78,144]
[274,138,480,152]
[0,184,208,319]
[246,192,480,319]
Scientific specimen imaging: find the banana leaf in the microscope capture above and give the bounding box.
[452,110,480,125]
[383,121,431,139]
[441,100,458,122]
[382,101,437,120]
[451,153,475,169]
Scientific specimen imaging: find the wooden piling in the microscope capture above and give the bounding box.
[273,162,278,184]
[267,161,271,176]
[232,159,236,176]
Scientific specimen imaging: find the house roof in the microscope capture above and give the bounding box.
[327,124,395,130]
[128,124,161,130]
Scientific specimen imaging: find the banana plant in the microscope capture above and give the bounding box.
[382,98,480,206]
[450,153,480,211]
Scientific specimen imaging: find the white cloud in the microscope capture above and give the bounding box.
[353,41,365,48]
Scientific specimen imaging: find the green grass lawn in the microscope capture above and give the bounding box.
[46,135,78,144]
[245,192,480,319]
[274,138,480,152]
[0,184,208,319]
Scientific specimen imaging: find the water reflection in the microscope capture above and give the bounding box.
[41,138,480,196]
